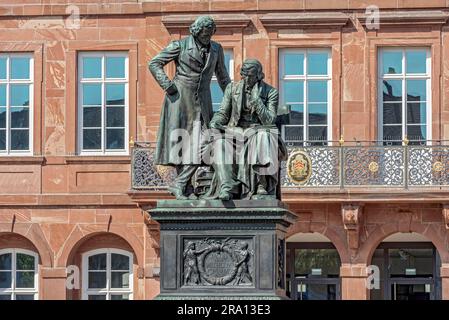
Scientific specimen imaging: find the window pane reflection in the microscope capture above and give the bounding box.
[111,294,129,300]
[82,84,102,106]
[406,80,426,102]
[308,104,327,125]
[382,125,402,143]
[406,51,426,74]
[284,81,304,104]
[283,125,303,142]
[407,103,426,124]
[382,51,402,74]
[106,128,125,150]
[10,57,30,80]
[10,85,29,107]
[0,58,6,79]
[389,248,433,277]
[0,130,4,150]
[0,271,11,288]
[16,254,34,270]
[289,104,304,125]
[382,80,402,102]
[284,53,304,76]
[88,295,106,300]
[294,249,340,277]
[383,103,402,124]
[307,81,327,103]
[88,254,107,270]
[10,130,29,150]
[295,282,337,300]
[83,129,101,150]
[0,253,12,270]
[0,85,6,106]
[106,84,125,106]
[83,57,102,78]
[16,271,35,288]
[307,52,328,75]
[407,125,426,142]
[15,294,34,300]
[106,57,125,79]
[88,271,107,289]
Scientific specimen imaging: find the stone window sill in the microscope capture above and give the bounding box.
[0,156,45,165]
[64,155,131,164]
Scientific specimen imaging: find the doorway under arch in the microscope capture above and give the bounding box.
[369,232,442,300]
[286,232,342,300]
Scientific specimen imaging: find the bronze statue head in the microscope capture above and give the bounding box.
[240,59,265,88]
[189,16,216,47]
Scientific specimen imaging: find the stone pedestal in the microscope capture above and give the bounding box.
[148,200,296,300]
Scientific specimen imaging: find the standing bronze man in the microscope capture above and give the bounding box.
[149,16,231,199]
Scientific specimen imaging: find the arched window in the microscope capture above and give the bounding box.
[82,249,133,300]
[0,249,39,300]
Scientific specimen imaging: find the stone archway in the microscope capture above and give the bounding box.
[356,222,448,266]
[363,230,444,300]
[0,224,53,268]
[287,223,350,264]
[60,229,144,300]
[56,225,144,268]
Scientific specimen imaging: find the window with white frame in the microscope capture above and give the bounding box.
[0,249,38,300]
[78,52,128,154]
[211,49,234,112]
[0,54,33,155]
[279,49,331,145]
[378,48,431,145]
[82,249,133,300]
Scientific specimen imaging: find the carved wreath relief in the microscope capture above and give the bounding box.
[182,238,254,287]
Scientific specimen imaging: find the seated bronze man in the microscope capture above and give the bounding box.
[204,59,287,200]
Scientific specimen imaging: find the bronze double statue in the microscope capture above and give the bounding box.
[149,16,287,201]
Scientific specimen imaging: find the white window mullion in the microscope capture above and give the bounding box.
[0,249,38,300]
[79,52,128,155]
[0,55,33,155]
[6,82,9,152]
[101,55,105,155]
[426,49,432,142]
[402,50,406,141]
[5,57,9,153]
[107,249,111,299]
[82,249,133,300]
[280,49,331,145]
[379,48,430,144]
[101,81,105,154]
[11,249,16,294]
[303,50,307,143]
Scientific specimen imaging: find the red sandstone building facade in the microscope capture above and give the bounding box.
[0,0,449,300]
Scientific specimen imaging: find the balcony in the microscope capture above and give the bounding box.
[129,140,449,203]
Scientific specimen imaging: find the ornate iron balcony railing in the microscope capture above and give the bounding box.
[131,141,449,190]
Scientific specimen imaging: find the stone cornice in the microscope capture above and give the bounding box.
[161,14,251,31]
[0,156,45,165]
[357,10,448,27]
[259,12,349,29]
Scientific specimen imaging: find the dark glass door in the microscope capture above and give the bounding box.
[286,243,341,300]
[391,280,433,300]
[370,242,441,300]
[291,277,340,300]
